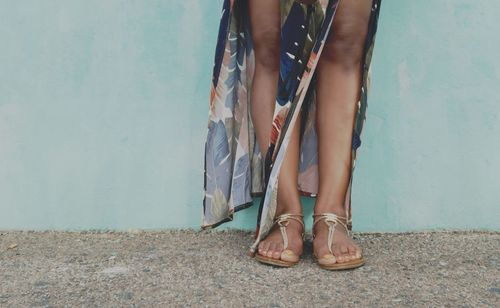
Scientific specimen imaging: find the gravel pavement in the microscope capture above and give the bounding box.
[0,230,499,307]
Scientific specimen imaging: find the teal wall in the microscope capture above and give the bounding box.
[0,1,498,231]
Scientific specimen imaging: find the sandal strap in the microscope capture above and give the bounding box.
[271,213,305,250]
[312,213,350,255]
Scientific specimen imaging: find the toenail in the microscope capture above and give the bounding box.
[321,254,336,264]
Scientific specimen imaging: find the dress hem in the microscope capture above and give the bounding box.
[201,188,320,231]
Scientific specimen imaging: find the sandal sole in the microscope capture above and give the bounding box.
[316,257,365,270]
[254,253,299,267]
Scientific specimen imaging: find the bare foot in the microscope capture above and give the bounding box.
[257,208,304,262]
[312,208,362,264]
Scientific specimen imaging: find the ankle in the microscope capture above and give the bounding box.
[275,209,303,218]
[313,204,346,217]
[275,200,302,217]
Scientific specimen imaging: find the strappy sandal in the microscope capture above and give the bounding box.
[254,213,305,267]
[312,212,365,270]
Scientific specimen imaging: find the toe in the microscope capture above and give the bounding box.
[356,248,362,259]
[281,249,299,262]
[260,241,270,256]
[273,243,283,259]
[340,244,349,255]
[348,245,360,260]
[266,242,276,258]
[347,246,356,260]
[340,244,350,261]
[318,253,336,265]
[332,245,344,263]
[258,242,266,255]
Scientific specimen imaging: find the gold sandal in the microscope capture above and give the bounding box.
[254,213,305,267]
[312,212,365,270]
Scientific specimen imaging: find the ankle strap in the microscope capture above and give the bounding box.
[313,212,350,235]
[273,213,305,229]
[312,213,351,255]
[272,213,305,248]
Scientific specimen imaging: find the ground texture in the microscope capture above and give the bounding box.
[0,230,499,307]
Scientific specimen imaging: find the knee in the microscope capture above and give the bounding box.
[322,17,368,69]
[252,27,281,72]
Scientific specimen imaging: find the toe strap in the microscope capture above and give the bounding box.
[272,213,304,250]
[312,213,349,255]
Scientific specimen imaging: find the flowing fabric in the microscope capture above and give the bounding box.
[202,0,382,255]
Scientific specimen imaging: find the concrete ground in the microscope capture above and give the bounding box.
[0,230,498,307]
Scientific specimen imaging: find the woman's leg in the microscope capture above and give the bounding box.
[249,0,303,261]
[313,0,372,263]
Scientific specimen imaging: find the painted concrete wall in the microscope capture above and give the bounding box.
[0,1,498,231]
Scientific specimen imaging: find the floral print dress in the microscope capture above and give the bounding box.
[202,0,382,255]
